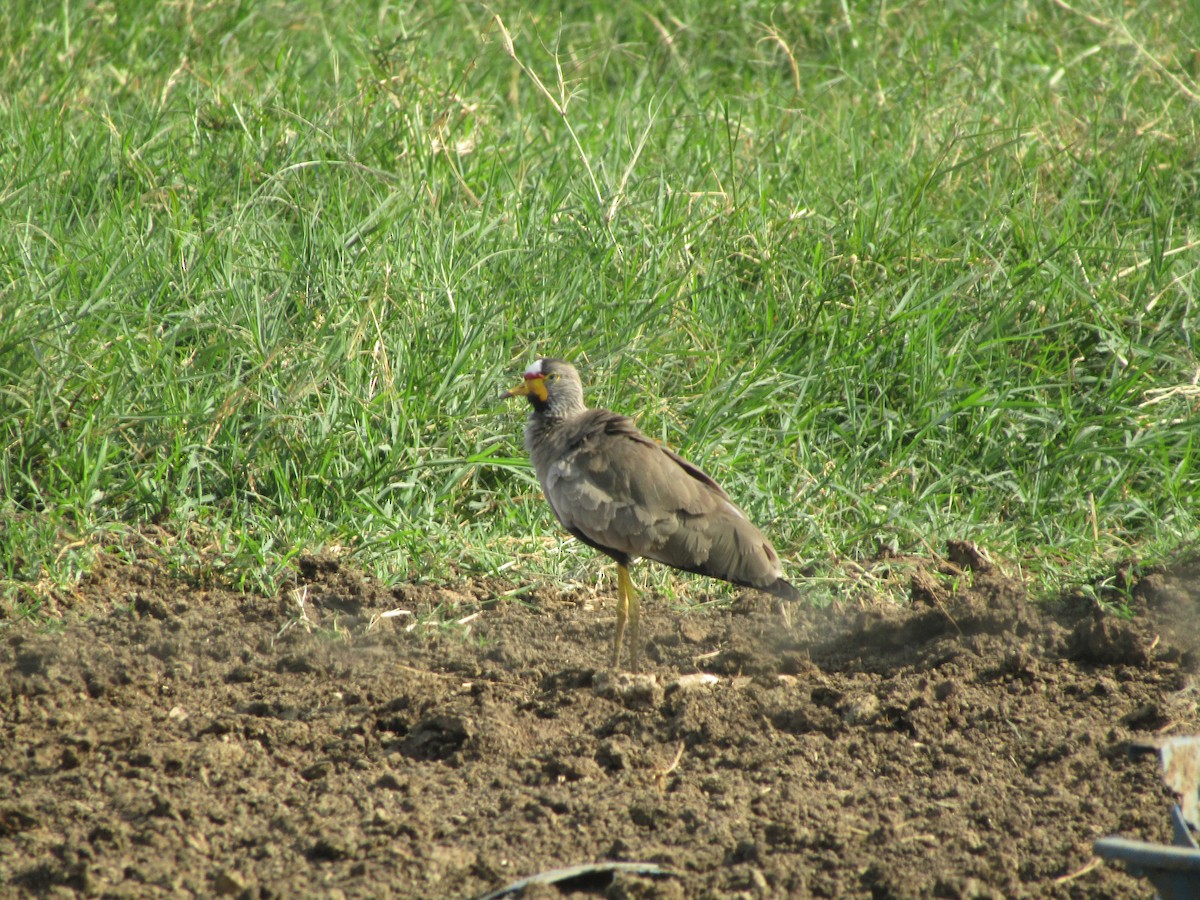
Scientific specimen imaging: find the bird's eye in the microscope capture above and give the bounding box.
[546,373,559,382]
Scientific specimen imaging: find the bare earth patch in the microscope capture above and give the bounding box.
[2,550,1198,898]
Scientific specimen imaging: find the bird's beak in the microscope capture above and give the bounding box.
[506,375,548,402]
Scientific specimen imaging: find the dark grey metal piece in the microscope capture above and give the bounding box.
[1172,804,1198,852]
[1095,735,1200,899]
[1093,838,1200,899]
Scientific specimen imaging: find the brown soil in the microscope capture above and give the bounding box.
[2,548,1198,899]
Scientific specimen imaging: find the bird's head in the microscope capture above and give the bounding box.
[506,357,585,415]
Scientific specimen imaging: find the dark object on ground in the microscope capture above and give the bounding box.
[1095,735,1200,899]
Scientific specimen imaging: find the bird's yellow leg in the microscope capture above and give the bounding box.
[613,564,629,668]
[624,566,643,672]
[617,564,641,672]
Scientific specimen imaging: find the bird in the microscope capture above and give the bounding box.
[507,357,799,671]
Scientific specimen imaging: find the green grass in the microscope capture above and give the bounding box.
[2,0,1197,615]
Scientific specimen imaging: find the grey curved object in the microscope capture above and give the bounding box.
[475,861,679,900]
[1094,736,1200,899]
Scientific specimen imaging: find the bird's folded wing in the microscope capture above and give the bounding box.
[542,413,782,589]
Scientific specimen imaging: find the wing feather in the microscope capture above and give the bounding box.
[536,410,786,591]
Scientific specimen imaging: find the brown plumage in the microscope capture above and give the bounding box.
[507,357,799,670]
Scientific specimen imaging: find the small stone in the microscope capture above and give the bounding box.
[842,693,881,725]
[212,869,246,896]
